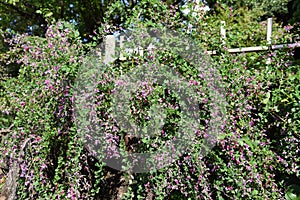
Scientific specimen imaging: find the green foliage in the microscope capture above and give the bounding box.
[0,0,299,199]
[0,21,106,199]
[206,0,290,18]
[286,184,300,200]
[0,0,125,37]
[290,0,300,24]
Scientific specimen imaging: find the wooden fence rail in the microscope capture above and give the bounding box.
[103,18,300,62]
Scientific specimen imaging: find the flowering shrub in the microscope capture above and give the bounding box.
[0,21,103,199]
[0,1,299,199]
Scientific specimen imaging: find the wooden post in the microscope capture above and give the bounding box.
[104,35,116,64]
[138,46,144,57]
[266,18,273,64]
[220,21,226,45]
[267,18,273,45]
[119,35,126,61]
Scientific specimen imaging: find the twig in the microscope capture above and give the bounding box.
[0,124,13,134]
[270,111,286,123]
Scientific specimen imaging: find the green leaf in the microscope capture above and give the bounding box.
[252,189,259,196]
[242,136,254,150]
[45,11,53,17]
[285,185,300,200]
[262,92,270,104]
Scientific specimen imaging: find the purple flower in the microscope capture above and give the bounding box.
[23,45,29,51]
[284,25,292,31]
[249,121,254,127]
[40,163,47,171]
[174,179,179,185]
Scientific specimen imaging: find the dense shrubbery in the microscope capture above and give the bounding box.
[0,0,299,199]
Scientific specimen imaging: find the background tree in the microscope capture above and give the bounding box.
[0,0,186,38]
[0,0,119,38]
[204,0,300,25]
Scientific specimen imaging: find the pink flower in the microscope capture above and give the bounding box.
[249,121,254,126]
[40,163,47,171]
[284,25,292,31]
[20,101,26,107]
[35,136,42,143]
[174,179,179,184]
[277,156,284,163]
[45,79,50,85]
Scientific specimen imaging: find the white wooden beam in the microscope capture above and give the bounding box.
[267,18,273,45]
[220,21,226,45]
[104,35,116,64]
[206,42,300,55]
